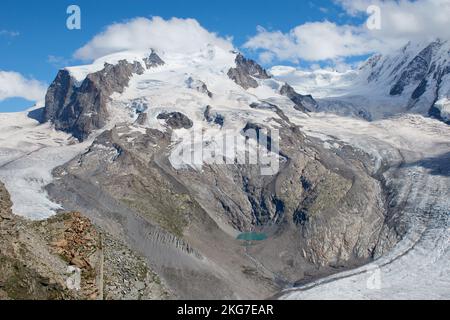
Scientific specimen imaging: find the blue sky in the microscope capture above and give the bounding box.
[0,0,443,111]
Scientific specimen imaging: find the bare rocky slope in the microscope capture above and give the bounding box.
[46,118,398,299]
[0,181,172,300]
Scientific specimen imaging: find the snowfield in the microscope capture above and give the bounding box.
[280,114,450,299]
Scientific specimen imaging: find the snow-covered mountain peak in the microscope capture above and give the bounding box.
[44,46,316,143]
[63,44,238,83]
[272,40,450,123]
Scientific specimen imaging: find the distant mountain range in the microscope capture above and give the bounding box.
[271,39,450,124]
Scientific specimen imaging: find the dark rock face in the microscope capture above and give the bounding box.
[44,60,145,141]
[157,112,193,129]
[203,105,224,126]
[135,113,148,126]
[429,67,450,124]
[228,53,271,89]
[428,105,447,123]
[43,70,76,125]
[390,42,438,96]
[280,83,318,112]
[144,51,165,69]
[411,78,428,100]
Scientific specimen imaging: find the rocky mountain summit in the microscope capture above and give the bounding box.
[228,53,271,89]
[44,52,167,140]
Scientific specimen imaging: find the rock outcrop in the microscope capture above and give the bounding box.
[44,60,145,141]
[186,77,213,98]
[0,181,12,220]
[280,83,318,112]
[135,112,149,126]
[228,53,271,89]
[144,50,165,69]
[390,41,438,96]
[203,105,224,127]
[157,112,193,129]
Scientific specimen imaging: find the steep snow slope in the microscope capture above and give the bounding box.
[279,114,450,299]
[107,47,294,171]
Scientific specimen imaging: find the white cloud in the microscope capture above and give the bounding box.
[245,22,380,63]
[47,55,73,68]
[0,71,47,102]
[245,0,450,64]
[337,0,450,43]
[0,30,20,37]
[75,17,234,61]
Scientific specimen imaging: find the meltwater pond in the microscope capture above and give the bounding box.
[237,232,268,241]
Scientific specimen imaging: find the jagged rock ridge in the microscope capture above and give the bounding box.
[44,52,166,140]
[280,83,318,112]
[228,53,271,89]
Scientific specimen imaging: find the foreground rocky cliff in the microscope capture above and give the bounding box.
[0,181,172,300]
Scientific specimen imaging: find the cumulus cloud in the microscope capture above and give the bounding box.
[337,0,450,44]
[75,17,234,61]
[47,55,73,68]
[0,71,47,102]
[245,22,380,63]
[245,0,450,64]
